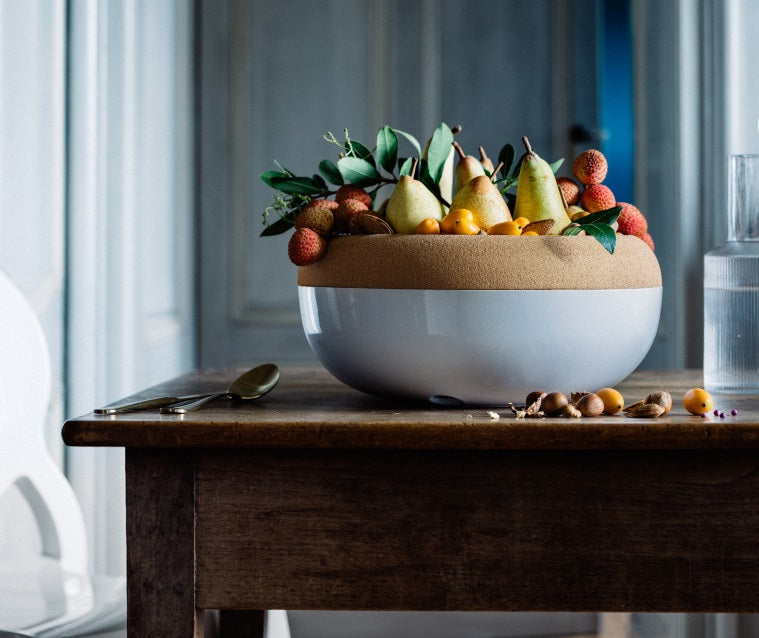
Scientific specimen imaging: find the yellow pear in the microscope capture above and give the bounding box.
[450,174,511,231]
[386,171,444,235]
[453,141,486,193]
[513,137,571,230]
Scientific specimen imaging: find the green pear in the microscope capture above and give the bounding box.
[513,137,571,230]
[453,141,486,193]
[450,174,511,231]
[386,172,444,234]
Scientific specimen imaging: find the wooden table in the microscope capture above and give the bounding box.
[62,366,759,638]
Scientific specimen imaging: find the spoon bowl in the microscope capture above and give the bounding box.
[161,363,280,413]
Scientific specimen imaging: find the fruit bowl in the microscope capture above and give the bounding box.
[298,234,662,405]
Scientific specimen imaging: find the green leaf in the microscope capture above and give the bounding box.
[337,156,382,186]
[420,168,441,198]
[376,126,398,174]
[318,159,344,185]
[584,223,617,254]
[425,123,454,184]
[260,170,285,188]
[269,175,324,195]
[498,175,519,195]
[497,144,515,178]
[345,139,374,163]
[392,128,422,157]
[574,206,622,227]
[398,157,414,177]
[510,153,526,179]
[561,225,585,236]
[260,216,295,237]
[549,158,564,173]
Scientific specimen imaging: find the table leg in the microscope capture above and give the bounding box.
[219,610,265,637]
[126,449,203,638]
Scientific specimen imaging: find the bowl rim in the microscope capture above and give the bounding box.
[297,234,662,290]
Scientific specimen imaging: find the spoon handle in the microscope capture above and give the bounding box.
[95,393,211,414]
[160,392,227,414]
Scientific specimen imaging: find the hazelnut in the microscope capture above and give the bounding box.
[542,392,569,416]
[575,392,604,417]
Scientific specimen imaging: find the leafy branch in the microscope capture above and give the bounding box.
[259,123,456,236]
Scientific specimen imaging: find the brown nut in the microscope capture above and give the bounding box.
[575,392,604,417]
[646,390,672,414]
[542,392,569,416]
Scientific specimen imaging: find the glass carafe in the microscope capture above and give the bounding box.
[704,154,759,393]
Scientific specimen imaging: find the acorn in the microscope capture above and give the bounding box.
[575,392,604,417]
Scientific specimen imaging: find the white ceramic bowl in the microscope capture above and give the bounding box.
[298,235,662,405]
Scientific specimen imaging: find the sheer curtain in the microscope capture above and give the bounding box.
[65,0,195,577]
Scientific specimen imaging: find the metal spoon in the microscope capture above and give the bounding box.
[94,364,279,414]
[160,363,279,414]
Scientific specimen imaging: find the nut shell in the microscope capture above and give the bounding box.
[563,404,582,418]
[646,390,672,414]
[625,403,666,418]
[525,391,546,406]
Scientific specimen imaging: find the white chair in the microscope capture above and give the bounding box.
[0,270,125,637]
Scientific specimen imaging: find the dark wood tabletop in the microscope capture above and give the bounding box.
[63,366,759,450]
[61,366,759,637]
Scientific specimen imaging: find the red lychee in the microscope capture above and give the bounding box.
[287,228,326,266]
[616,202,648,237]
[335,185,372,207]
[580,184,616,213]
[573,149,608,185]
[556,177,581,206]
[295,205,334,236]
[334,198,369,227]
[302,198,338,214]
[641,232,655,251]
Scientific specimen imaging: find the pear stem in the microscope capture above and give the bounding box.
[410,157,419,178]
[451,124,462,135]
[478,146,490,163]
[490,161,504,182]
[453,141,467,160]
[522,136,534,155]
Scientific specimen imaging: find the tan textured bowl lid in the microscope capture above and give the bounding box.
[298,234,662,290]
